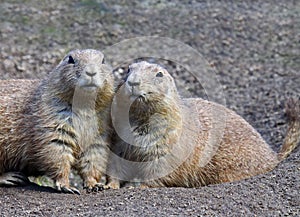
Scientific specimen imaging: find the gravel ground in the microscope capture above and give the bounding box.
[0,0,299,216]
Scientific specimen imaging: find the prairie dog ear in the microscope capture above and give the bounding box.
[166,79,177,96]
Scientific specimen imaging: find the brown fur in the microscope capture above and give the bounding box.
[107,61,300,188]
[0,49,115,194]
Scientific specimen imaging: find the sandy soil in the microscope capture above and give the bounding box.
[0,0,299,216]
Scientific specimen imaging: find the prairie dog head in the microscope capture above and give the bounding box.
[122,61,179,102]
[53,49,113,93]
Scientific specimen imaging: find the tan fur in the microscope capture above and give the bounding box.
[107,61,300,188]
[278,98,300,160]
[0,49,115,194]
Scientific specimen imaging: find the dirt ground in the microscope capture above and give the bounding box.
[0,0,299,216]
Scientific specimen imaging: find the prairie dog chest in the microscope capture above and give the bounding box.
[71,88,102,149]
[72,109,99,149]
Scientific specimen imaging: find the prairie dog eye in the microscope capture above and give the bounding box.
[156,71,164,77]
[68,55,75,64]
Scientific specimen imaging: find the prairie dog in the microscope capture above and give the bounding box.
[107,61,300,188]
[0,49,114,194]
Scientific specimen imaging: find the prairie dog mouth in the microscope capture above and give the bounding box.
[81,83,100,91]
[84,83,98,87]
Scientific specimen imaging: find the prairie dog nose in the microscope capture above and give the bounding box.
[127,80,140,87]
[85,65,98,77]
[86,71,97,77]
